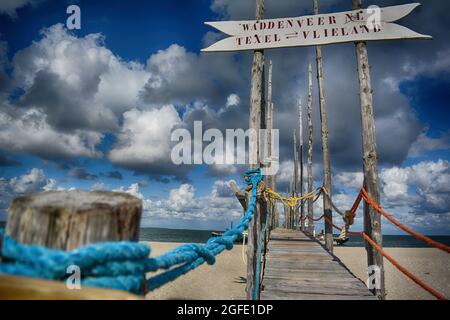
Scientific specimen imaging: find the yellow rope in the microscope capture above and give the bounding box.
[264,187,322,208]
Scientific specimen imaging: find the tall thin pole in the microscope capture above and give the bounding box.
[298,99,305,231]
[313,0,333,253]
[246,0,265,300]
[266,61,274,229]
[306,63,314,235]
[293,129,299,229]
[352,0,385,300]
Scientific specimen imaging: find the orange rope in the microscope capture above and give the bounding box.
[361,232,448,300]
[361,188,450,254]
[321,215,448,300]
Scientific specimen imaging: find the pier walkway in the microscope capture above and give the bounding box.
[260,228,377,300]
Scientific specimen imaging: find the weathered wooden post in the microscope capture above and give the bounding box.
[293,129,299,229]
[266,60,275,230]
[6,191,142,251]
[306,64,314,235]
[246,0,266,300]
[352,0,385,300]
[298,99,305,231]
[313,0,333,253]
[230,181,247,212]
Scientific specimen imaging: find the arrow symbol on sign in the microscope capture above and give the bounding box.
[286,32,299,39]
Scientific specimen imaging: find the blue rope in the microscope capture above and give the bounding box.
[0,169,264,296]
[144,168,263,291]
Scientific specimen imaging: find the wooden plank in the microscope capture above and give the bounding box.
[261,290,376,300]
[264,261,345,271]
[263,282,373,296]
[261,228,376,300]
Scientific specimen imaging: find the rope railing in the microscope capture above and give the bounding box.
[360,188,450,254]
[314,187,449,300]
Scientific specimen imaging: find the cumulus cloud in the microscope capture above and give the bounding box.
[0,168,56,219]
[0,24,153,161]
[141,44,246,107]
[108,105,192,181]
[225,94,240,108]
[114,180,242,225]
[0,108,102,159]
[408,132,450,158]
[334,172,363,190]
[13,24,150,132]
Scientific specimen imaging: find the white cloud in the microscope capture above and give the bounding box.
[114,183,144,200]
[0,168,57,219]
[0,108,102,159]
[108,105,185,178]
[9,168,50,193]
[91,182,106,191]
[13,24,151,132]
[379,160,450,214]
[225,94,240,108]
[380,166,410,203]
[114,180,242,225]
[334,172,363,189]
[408,132,450,158]
[168,184,197,211]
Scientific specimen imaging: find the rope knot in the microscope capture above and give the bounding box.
[208,236,234,250]
[186,244,216,265]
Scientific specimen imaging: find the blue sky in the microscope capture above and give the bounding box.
[0,0,449,235]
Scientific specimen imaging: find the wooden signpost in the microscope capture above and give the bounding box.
[206,1,431,300]
[203,3,430,52]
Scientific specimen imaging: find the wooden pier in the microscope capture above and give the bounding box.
[260,228,376,300]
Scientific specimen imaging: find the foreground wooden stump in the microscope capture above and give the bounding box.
[6,191,142,250]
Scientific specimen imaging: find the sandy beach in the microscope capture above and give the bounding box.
[144,242,449,300]
[144,242,247,300]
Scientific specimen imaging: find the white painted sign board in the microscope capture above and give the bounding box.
[202,3,431,52]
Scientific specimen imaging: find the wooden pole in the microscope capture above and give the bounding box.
[266,61,274,230]
[270,102,279,230]
[6,191,142,250]
[313,0,333,253]
[298,99,305,231]
[293,129,299,229]
[306,63,314,235]
[230,181,247,211]
[352,0,385,300]
[246,0,265,300]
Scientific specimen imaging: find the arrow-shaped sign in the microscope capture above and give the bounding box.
[202,3,431,52]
